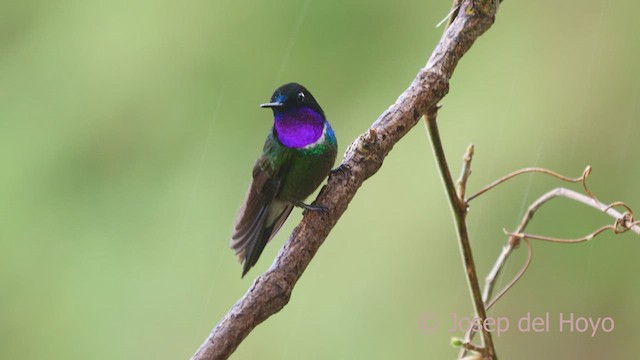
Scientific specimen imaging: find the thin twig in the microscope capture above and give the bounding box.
[462,342,484,354]
[507,224,616,243]
[505,188,640,247]
[488,188,640,305]
[467,166,591,203]
[191,1,499,359]
[425,111,496,360]
[437,2,461,28]
[484,238,531,310]
[457,144,474,203]
[460,186,640,353]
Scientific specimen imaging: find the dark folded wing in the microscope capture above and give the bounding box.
[231,131,297,276]
[230,158,277,262]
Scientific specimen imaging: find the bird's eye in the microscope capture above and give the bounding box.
[296,92,305,103]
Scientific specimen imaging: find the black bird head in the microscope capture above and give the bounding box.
[260,82,325,119]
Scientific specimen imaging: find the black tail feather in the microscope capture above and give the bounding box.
[241,225,275,277]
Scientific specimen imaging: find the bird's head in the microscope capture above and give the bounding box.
[260,82,325,120]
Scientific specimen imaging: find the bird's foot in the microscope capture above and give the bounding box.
[330,163,351,178]
[293,200,329,213]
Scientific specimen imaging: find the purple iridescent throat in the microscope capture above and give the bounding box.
[274,107,325,148]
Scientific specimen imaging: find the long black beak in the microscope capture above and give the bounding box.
[260,102,284,108]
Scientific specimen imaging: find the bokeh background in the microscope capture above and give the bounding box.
[2,0,639,359]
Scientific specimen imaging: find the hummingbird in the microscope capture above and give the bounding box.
[230,83,338,277]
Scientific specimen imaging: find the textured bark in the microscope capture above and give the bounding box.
[192,1,498,359]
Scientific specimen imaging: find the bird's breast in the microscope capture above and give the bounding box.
[275,125,337,202]
[274,108,325,148]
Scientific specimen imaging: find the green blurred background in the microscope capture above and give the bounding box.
[2,0,639,359]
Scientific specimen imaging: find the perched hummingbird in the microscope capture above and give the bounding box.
[230,83,338,277]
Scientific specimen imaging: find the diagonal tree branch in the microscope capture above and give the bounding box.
[192,1,499,359]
